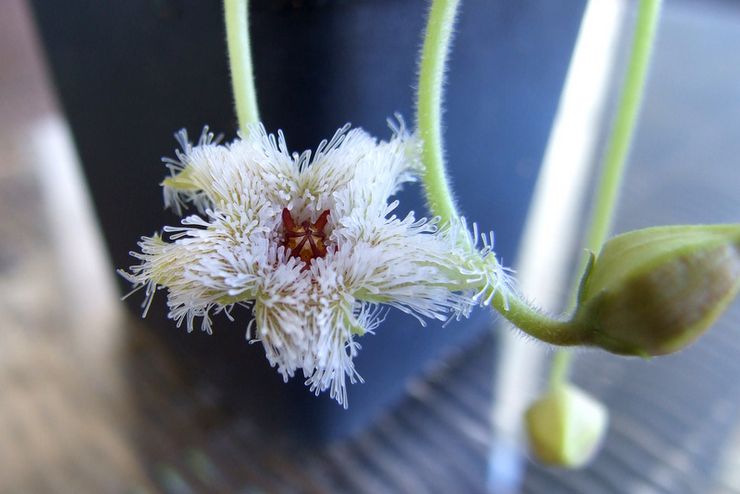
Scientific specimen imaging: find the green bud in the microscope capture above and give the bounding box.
[524,385,608,468]
[576,224,740,356]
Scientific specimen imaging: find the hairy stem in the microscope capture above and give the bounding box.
[490,291,588,347]
[416,0,460,225]
[224,0,260,131]
[416,0,591,346]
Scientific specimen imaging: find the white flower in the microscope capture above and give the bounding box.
[121,119,511,406]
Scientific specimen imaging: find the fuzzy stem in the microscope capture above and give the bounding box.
[491,292,588,347]
[416,0,592,346]
[550,0,662,387]
[224,0,260,131]
[416,0,460,225]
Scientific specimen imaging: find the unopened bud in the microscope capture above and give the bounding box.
[577,224,740,356]
[524,385,608,468]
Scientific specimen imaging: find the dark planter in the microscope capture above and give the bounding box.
[30,0,585,441]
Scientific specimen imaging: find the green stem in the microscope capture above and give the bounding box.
[490,292,587,347]
[416,0,460,225]
[585,0,661,253]
[416,0,593,345]
[549,350,572,389]
[224,0,260,132]
[550,0,662,388]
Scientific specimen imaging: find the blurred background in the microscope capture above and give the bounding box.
[2,0,740,492]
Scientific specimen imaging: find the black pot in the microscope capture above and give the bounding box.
[30,0,585,441]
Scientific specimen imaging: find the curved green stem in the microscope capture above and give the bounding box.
[416,0,460,225]
[417,0,593,345]
[489,292,587,347]
[551,0,662,387]
[224,0,260,132]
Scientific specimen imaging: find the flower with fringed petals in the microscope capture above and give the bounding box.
[121,119,512,406]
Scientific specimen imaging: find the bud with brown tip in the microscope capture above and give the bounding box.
[575,224,740,356]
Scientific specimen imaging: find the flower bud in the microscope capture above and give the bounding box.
[576,224,740,356]
[524,385,608,468]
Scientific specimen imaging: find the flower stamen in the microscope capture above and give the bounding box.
[282,208,330,266]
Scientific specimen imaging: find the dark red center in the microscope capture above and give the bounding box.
[282,208,330,267]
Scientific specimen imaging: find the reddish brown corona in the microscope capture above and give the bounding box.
[282,208,330,266]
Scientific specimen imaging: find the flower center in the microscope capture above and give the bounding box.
[282,208,330,266]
